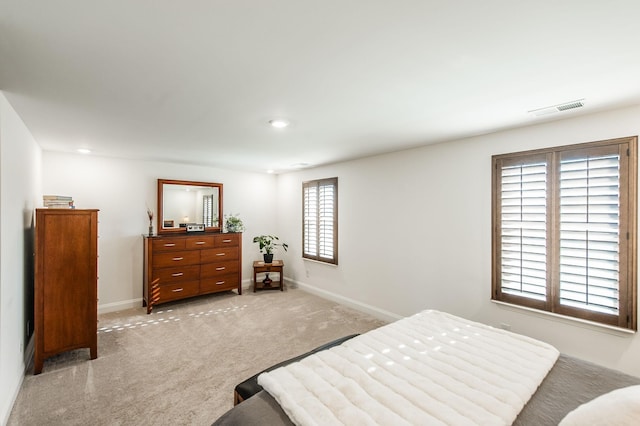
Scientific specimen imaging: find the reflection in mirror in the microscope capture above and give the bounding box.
[157,179,223,234]
[163,185,219,228]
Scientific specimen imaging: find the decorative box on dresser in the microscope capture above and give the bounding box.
[34,208,99,375]
[143,232,242,314]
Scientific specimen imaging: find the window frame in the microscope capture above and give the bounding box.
[302,177,338,265]
[491,136,637,330]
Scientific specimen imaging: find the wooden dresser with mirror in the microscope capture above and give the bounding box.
[142,179,242,314]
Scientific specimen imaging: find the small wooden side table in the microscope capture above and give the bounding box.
[253,260,284,292]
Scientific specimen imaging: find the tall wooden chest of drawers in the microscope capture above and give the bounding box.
[143,233,242,313]
[34,208,99,374]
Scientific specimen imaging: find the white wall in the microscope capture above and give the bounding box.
[42,152,278,312]
[0,92,41,425]
[276,104,640,377]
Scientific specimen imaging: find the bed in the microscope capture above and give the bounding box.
[213,310,640,425]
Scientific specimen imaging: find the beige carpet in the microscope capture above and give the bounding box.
[8,288,385,426]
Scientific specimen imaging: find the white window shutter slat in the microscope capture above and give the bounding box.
[559,154,621,315]
[499,161,548,301]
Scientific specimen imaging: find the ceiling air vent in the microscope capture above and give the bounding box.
[528,99,585,116]
[556,100,585,111]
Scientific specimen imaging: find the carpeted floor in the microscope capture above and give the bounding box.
[8,288,386,425]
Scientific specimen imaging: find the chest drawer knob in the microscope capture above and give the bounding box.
[216,266,225,271]
[222,239,232,243]
[164,243,176,247]
[172,288,183,292]
[171,272,184,277]
[195,241,206,245]
[216,253,226,256]
[216,281,225,285]
[172,257,184,261]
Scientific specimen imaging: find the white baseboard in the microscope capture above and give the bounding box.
[241,278,252,291]
[98,278,389,317]
[24,334,34,371]
[288,278,401,323]
[98,298,143,314]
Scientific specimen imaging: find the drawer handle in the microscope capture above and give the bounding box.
[195,241,206,245]
[171,272,184,277]
[216,281,225,285]
[216,267,225,271]
[222,239,232,243]
[172,257,184,261]
[172,288,183,292]
[164,243,176,247]
[216,253,226,256]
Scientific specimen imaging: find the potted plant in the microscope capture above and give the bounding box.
[224,213,245,233]
[253,235,288,263]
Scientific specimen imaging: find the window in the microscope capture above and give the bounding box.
[303,177,338,264]
[203,194,214,227]
[492,136,637,330]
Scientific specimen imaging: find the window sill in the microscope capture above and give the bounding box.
[302,257,338,266]
[491,300,636,336]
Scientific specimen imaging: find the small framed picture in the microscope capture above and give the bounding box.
[163,220,174,228]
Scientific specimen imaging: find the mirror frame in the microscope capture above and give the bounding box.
[157,179,223,234]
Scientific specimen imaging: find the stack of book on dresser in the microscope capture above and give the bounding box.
[43,195,75,209]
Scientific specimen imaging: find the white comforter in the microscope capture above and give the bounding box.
[258,310,559,426]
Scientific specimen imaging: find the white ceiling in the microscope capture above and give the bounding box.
[2,1,640,173]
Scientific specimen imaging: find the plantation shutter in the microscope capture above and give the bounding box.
[558,148,621,316]
[318,183,335,259]
[498,157,548,302]
[492,136,637,330]
[303,184,318,257]
[203,195,213,227]
[303,178,338,264]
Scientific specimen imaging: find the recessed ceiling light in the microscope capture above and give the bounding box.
[266,169,275,174]
[269,119,289,129]
[77,148,91,154]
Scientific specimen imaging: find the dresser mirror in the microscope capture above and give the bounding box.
[157,179,223,234]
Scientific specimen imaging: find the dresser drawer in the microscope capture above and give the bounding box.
[158,280,200,302]
[185,236,215,249]
[155,265,200,283]
[201,246,239,263]
[152,238,186,251]
[200,274,238,293]
[201,260,239,278]
[214,234,239,247]
[152,250,200,268]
